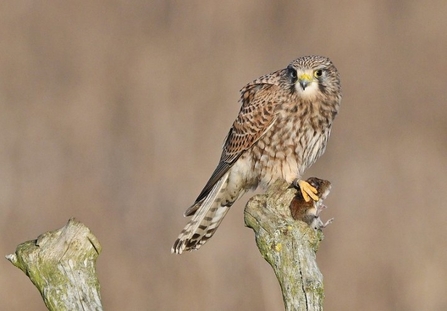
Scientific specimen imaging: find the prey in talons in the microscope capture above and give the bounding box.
[292,178,320,202]
[290,177,334,230]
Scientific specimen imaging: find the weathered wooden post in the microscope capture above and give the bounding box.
[6,219,103,311]
[244,178,333,311]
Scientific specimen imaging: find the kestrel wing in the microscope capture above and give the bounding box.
[190,83,279,208]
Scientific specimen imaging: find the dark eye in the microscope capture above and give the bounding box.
[287,65,297,81]
[314,69,323,78]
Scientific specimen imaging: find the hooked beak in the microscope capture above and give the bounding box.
[298,73,312,90]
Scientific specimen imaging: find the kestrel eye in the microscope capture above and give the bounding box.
[314,69,323,78]
[288,66,297,80]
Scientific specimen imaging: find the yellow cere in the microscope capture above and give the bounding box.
[298,73,313,82]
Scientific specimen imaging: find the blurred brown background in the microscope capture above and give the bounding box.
[1,1,446,310]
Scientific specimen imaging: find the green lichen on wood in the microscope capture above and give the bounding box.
[6,219,103,311]
[244,180,327,311]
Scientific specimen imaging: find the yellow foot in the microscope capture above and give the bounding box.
[298,180,319,202]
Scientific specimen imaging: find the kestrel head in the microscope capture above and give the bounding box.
[283,55,341,101]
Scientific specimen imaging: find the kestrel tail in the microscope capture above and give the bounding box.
[172,55,341,254]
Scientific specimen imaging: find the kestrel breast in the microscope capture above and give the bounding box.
[246,106,330,189]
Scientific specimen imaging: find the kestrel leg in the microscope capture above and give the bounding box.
[293,179,319,202]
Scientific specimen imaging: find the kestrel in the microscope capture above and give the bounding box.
[172,55,341,254]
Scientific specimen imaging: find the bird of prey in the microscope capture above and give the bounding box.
[172,55,341,254]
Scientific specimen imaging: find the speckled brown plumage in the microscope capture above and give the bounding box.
[172,55,341,254]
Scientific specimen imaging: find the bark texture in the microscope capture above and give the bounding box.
[244,180,327,311]
[6,219,103,311]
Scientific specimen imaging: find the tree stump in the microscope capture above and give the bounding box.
[6,219,103,311]
[244,179,332,311]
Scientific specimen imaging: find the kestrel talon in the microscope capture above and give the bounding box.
[172,55,342,254]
